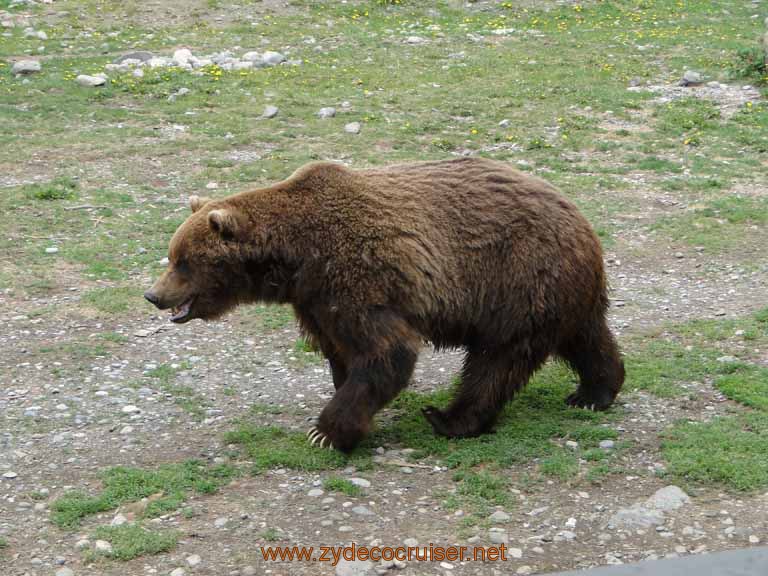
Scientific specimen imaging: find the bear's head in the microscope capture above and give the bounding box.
[144,195,252,323]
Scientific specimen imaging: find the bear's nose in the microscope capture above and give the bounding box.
[144,291,160,307]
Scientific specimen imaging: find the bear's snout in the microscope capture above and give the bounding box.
[144,290,161,308]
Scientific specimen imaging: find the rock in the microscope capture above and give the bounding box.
[121,405,140,414]
[516,567,533,576]
[242,51,262,62]
[646,486,690,512]
[749,535,761,544]
[186,554,201,567]
[132,69,144,78]
[498,119,511,127]
[557,530,577,541]
[717,355,738,363]
[214,517,228,528]
[349,477,371,488]
[95,540,112,553]
[12,60,41,75]
[173,48,193,66]
[111,513,127,526]
[318,107,336,119]
[405,36,427,44]
[680,70,703,86]
[488,510,510,523]
[488,528,509,544]
[336,558,375,576]
[344,122,361,134]
[403,538,419,547]
[609,503,665,529]
[2,471,18,479]
[114,51,154,64]
[262,105,279,118]
[75,538,90,549]
[242,567,256,576]
[565,517,577,529]
[308,488,324,497]
[509,547,523,559]
[170,569,186,576]
[262,51,286,66]
[45,247,59,254]
[565,440,579,450]
[76,74,106,87]
[56,569,75,576]
[599,440,615,449]
[351,505,374,516]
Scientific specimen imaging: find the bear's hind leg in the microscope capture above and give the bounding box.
[422,346,546,438]
[558,317,625,411]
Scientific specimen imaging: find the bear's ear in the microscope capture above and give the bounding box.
[189,195,211,213]
[208,209,241,240]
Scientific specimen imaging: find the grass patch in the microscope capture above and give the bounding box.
[224,425,360,472]
[715,365,768,411]
[323,477,364,497]
[145,363,207,419]
[83,286,137,315]
[443,470,512,519]
[51,460,236,528]
[539,450,580,479]
[91,524,178,561]
[24,177,78,201]
[662,413,768,492]
[652,196,768,251]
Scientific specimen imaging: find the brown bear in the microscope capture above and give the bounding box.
[145,157,624,452]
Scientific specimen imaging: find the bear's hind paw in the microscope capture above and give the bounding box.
[307,427,335,450]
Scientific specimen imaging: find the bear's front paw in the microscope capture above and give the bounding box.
[306,427,335,450]
[421,405,453,437]
[565,391,613,412]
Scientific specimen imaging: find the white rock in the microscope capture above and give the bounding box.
[214,517,228,528]
[516,567,532,575]
[111,513,128,526]
[242,51,262,62]
[12,60,41,75]
[76,74,106,87]
[95,540,112,553]
[509,547,523,559]
[499,119,511,127]
[308,488,324,497]
[170,569,186,576]
[75,538,90,549]
[609,503,665,529]
[121,405,140,414]
[318,107,336,118]
[148,57,172,68]
[335,558,374,576]
[405,36,426,44]
[45,247,59,254]
[55,569,75,576]
[599,440,615,449]
[186,554,201,567]
[173,48,192,66]
[2,471,18,479]
[646,486,690,512]
[262,105,279,118]
[262,51,286,65]
[403,538,418,547]
[488,510,510,523]
[565,440,579,450]
[349,477,370,488]
[132,68,144,78]
[565,517,577,529]
[344,122,361,134]
[488,528,509,544]
[233,61,253,70]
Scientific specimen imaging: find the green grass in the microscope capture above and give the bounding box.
[145,363,207,419]
[443,470,512,518]
[91,524,178,561]
[659,308,768,491]
[227,363,616,476]
[662,413,768,492]
[653,195,768,251]
[323,477,364,497]
[260,527,283,542]
[24,177,78,201]
[0,537,7,550]
[83,286,138,314]
[51,460,236,528]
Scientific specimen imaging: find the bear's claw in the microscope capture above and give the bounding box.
[307,427,334,450]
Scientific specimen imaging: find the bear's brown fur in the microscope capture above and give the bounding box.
[146,157,625,452]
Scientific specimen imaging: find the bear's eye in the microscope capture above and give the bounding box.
[174,258,191,275]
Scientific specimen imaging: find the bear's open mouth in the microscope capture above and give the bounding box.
[170,297,195,323]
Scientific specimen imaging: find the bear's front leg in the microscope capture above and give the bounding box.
[308,341,418,453]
